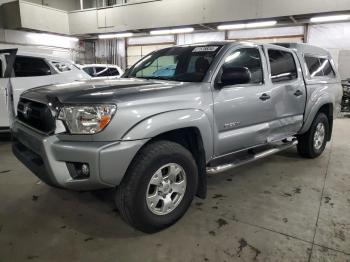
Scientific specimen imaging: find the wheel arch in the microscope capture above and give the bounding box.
[121,110,213,199]
[300,98,334,141]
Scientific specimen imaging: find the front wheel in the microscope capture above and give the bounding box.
[297,112,329,158]
[115,140,198,233]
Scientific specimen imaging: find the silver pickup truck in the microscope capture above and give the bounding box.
[11,42,342,233]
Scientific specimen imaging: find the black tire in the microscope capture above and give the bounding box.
[115,140,198,233]
[297,112,329,158]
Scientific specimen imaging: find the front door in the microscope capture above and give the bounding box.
[212,46,274,156]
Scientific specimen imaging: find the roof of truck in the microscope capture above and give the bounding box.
[273,42,331,57]
[178,41,331,57]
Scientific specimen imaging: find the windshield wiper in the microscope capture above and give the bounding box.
[135,76,172,81]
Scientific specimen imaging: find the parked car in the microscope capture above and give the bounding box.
[11,42,342,233]
[79,64,124,79]
[0,49,90,132]
[341,79,350,112]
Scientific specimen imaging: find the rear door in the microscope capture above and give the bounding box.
[264,46,306,141]
[0,49,17,130]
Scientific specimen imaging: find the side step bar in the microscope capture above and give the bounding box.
[206,140,298,175]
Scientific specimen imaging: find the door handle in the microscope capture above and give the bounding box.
[259,93,271,101]
[294,90,303,97]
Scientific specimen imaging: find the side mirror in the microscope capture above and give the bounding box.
[221,67,251,86]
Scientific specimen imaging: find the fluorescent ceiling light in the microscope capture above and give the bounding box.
[27,33,79,42]
[150,29,172,35]
[218,20,277,30]
[310,14,350,23]
[217,24,245,30]
[246,20,277,28]
[98,33,134,39]
[150,27,194,35]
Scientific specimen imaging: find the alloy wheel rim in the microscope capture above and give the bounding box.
[314,122,325,150]
[146,163,187,216]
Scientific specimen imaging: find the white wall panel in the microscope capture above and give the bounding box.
[4,30,78,49]
[0,29,79,60]
[228,26,304,40]
[69,0,350,35]
[308,22,350,50]
[19,1,70,34]
[177,32,225,45]
[24,0,80,11]
[128,35,175,45]
[308,22,350,79]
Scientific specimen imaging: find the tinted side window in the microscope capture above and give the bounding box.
[95,67,110,77]
[14,56,51,77]
[83,67,94,76]
[319,58,335,78]
[305,56,335,78]
[305,56,323,77]
[52,61,72,72]
[107,67,120,76]
[0,60,3,78]
[222,48,263,84]
[268,50,297,83]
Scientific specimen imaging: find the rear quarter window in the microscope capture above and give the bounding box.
[305,55,335,78]
[268,49,298,83]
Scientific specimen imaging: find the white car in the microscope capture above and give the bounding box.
[80,64,124,79]
[0,49,91,132]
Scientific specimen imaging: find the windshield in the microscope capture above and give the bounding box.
[125,45,223,82]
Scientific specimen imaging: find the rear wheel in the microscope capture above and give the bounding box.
[115,140,198,233]
[297,112,329,158]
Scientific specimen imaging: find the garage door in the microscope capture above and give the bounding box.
[127,44,174,68]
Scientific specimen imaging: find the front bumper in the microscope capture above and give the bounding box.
[12,121,148,191]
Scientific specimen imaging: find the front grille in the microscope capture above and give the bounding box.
[17,98,55,134]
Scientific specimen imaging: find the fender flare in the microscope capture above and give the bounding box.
[121,109,214,161]
[300,94,333,134]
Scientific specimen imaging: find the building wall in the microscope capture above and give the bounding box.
[25,0,80,11]
[88,23,350,80]
[69,0,350,34]
[0,29,79,60]
[308,22,350,79]
[19,1,70,34]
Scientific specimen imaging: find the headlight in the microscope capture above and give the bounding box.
[58,104,117,134]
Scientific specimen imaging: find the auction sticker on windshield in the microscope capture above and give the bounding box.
[192,46,219,52]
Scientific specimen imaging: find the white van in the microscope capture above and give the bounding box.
[0,49,90,132]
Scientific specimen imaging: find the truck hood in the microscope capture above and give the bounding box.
[21,78,186,104]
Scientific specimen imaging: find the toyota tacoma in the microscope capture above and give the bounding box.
[11,42,342,233]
